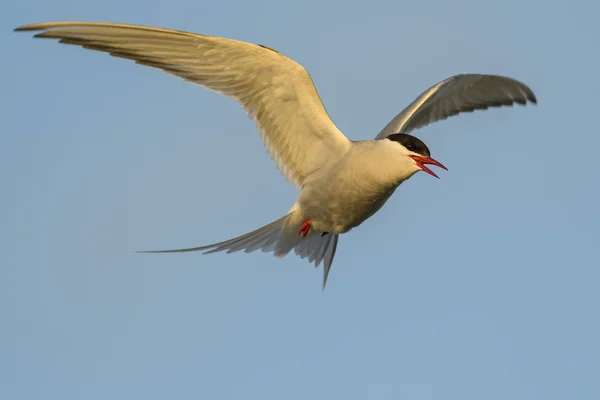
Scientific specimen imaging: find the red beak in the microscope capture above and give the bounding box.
[410,155,448,179]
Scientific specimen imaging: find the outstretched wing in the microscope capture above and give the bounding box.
[16,21,351,188]
[375,74,537,139]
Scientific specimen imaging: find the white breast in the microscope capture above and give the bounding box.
[296,140,417,233]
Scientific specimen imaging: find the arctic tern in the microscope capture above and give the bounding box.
[15,21,537,288]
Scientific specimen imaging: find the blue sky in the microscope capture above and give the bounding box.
[3,0,599,399]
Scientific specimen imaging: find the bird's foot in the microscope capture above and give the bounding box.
[299,218,312,237]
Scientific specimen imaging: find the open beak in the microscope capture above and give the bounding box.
[410,155,448,179]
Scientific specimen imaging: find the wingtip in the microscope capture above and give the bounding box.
[520,79,538,105]
[529,93,538,105]
[13,21,93,32]
[14,23,42,32]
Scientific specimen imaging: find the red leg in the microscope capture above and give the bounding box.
[299,218,312,237]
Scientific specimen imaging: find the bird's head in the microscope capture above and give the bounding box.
[387,133,448,179]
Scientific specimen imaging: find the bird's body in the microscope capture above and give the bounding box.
[297,140,413,234]
[16,21,537,288]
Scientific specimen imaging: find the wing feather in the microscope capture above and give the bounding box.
[375,74,536,139]
[16,21,351,188]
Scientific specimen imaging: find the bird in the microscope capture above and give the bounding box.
[15,21,537,289]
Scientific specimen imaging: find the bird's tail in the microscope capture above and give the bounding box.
[138,211,339,289]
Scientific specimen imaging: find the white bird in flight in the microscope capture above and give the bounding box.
[16,21,537,289]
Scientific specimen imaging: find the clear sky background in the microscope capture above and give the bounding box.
[3,0,599,399]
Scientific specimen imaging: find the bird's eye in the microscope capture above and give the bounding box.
[407,144,415,151]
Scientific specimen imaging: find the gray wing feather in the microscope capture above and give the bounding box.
[375,74,537,139]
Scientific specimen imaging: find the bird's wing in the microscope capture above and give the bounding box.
[375,74,537,139]
[16,21,351,188]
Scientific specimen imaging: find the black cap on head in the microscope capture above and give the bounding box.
[386,133,431,157]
